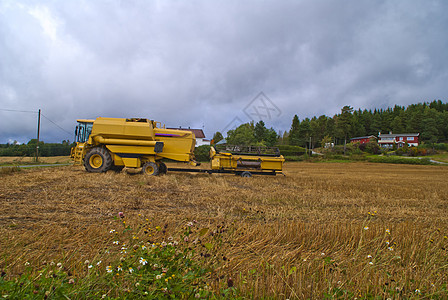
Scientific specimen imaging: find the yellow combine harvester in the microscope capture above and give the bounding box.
[71,117,197,175]
[71,117,285,177]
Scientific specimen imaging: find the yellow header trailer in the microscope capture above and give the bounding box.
[168,146,285,177]
[209,146,284,176]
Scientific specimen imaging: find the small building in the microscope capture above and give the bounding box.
[350,135,377,144]
[167,127,210,147]
[378,132,419,148]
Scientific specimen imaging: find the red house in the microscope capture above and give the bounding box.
[378,132,419,148]
[350,135,377,144]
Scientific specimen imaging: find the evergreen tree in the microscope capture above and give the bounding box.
[265,128,278,147]
[297,118,311,147]
[289,115,301,146]
[254,121,267,143]
[335,105,353,141]
[421,107,439,144]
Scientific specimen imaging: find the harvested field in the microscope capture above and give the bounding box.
[1,162,448,298]
[0,156,71,165]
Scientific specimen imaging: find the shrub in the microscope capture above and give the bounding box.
[194,145,211,162]
[284,155,306,161]
[364,141,380,154]
[419,143,448,151]
[367,156,432,165]
[277,145,306,156]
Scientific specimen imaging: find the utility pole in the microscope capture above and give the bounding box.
[309,136,312,156]
[36,109,41,162]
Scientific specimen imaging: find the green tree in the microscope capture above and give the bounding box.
[351,110,366,137]
[254,121,267,143]
[212,132,224,144]
[265,128,278,147]
[391,110,406,133]
[289,115,301,146]
[280,131,289,145]
[310,115,328,147]
[335,105,353,141]
[297,118,311,147]
[321,135,333,148]
[226,123,255,145]
[421,107,439,144]
[370,110,382,136]
[325,117,335,139]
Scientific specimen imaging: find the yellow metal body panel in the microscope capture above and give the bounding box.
[113,154,124,166]
[90,117,155,141]
[121,157,141,168]
[76,119,95,123]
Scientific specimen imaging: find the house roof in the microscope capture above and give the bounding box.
[350,135,377,141]
[379,133,419,138]
[167,127,206,138]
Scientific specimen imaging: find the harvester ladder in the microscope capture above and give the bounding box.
[73,144,85,165]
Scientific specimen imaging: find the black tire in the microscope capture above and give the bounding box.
[158,162,167,174]
[84,147,113,173]
[142,162,159,176]
[111,165,125,173]
[241,171,252,178]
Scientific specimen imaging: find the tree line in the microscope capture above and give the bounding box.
[213,100,448,148]
[288,100,448,148]
[0,139,72,157]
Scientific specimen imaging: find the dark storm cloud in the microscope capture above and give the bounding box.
[1,0,447,143]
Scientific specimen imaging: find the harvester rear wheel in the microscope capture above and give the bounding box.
[84,147,113,173]
[158,162,167,174]
[142,162,159,176]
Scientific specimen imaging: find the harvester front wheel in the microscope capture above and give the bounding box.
[84,147,113,173]
[142,162,159,176]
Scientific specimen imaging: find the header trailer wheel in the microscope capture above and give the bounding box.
[142,162,159,176]
[240,171,252,178]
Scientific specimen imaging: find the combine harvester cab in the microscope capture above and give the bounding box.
[71,117,197,175]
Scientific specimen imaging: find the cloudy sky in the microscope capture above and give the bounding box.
[1,0,447,143]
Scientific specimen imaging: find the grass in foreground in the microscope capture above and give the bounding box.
[1,162,448,298]
[1,214,237,299]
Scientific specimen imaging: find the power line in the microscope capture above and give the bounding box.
[0,108,37,113]
[1,108,72,141]
[41,114,72,135]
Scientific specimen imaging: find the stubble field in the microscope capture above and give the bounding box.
[1,162,447,298]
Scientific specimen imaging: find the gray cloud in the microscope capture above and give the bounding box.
[1,0,447,143]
